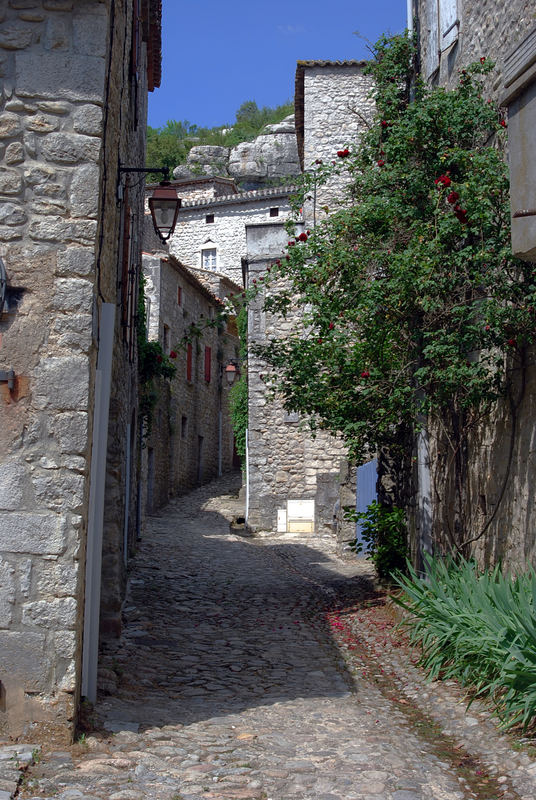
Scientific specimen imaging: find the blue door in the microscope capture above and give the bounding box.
[355,459,378,553]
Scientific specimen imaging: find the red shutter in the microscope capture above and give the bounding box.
[187,343,192,381]
[204,346,211,383]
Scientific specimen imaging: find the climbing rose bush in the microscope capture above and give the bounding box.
[240,33,536,551]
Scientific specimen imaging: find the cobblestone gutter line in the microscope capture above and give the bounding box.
[265,538,536,799]
[0,745,40,800]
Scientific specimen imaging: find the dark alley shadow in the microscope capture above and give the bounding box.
[94,482,378,734]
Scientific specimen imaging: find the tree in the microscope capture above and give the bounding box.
[247,34,534,556]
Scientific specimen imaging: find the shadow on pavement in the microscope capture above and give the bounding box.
[94,483,378,733]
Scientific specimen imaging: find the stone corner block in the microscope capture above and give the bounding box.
[33,356,90,410]
[0,630,48,692]
[0,512,67,555]
[15,52,105,102]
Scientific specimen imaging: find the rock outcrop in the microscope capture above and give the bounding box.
[173,115,301,188]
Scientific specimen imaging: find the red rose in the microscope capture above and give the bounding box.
[329,322,334,329]
[315,159,323,164]
[485,325,490,331]
[500,119,507,128]
[447,191,459,204]
[252,279,257,284]
[436,174,451,188]
[169,350,177,359]
[480,56,486,64]
[360,370,370,378]
[508,338,517,347]
[288,240,295,247]
[156,355,163,363]
[317,337,323,343]
[454,205,468,223]
[381,120,388,127]
[377,159,385,167]
[298,232,308,242]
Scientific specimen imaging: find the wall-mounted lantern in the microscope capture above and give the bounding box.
[118,165,181,243]
[148,182,181,242]
[224,361,240,387]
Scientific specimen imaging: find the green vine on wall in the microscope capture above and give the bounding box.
[241,32,536,556]
[137,273,176,430]
[229,305,248,465]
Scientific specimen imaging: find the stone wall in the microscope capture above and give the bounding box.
[296,62,375,218]
[415,0,535,90]
[414,0,536,570]
[142,254,240,509]
[0,0,109,741]
[0,0,156,740]
[246,223,347,535]
[170,188,295,287]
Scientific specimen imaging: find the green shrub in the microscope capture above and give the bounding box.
[394,556,536,730]
[347,501,407,581]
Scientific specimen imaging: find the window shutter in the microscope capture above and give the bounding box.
[187,343,192,381]
[204,346,211,383]
[439,0,458,51]
[424,0,439,78]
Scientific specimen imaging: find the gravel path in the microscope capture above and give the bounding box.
[15,473,536,800]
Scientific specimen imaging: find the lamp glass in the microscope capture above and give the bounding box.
[149,184,181,241]
[225,364,238,386]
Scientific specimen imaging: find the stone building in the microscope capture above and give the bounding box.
[162,64,377,538]
[411,0,536,568]
[169,179,296,287]
[295,60,375,212]
[0,0,161,740]
[141,251,241,511]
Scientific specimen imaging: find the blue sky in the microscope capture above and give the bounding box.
[148,0,408,130]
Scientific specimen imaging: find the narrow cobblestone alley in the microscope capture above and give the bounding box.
[17,475,536,800]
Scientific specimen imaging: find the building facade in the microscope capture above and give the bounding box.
[170,182,296,287]
[0,0,160,740]
[142,252,240,510]
[412,0,536,569]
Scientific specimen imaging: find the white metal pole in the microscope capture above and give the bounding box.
[245,428,250,524]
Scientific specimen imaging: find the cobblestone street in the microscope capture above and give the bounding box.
[13,475,536,800]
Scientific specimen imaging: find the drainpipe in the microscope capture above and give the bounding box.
[407,0,414,33]
[218,409,223,477]
[123,422,131,565]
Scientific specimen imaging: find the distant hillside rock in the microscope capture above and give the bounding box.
[172,115,300,188]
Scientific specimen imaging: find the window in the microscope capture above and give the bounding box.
[177,285,182,306]
[424,0,459,78]
[202,248,217,270]
[204,346,212,383]
[181,415,187,438]
[270,207,279,217]
[205,214,214,224]
[186,343,193,381]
